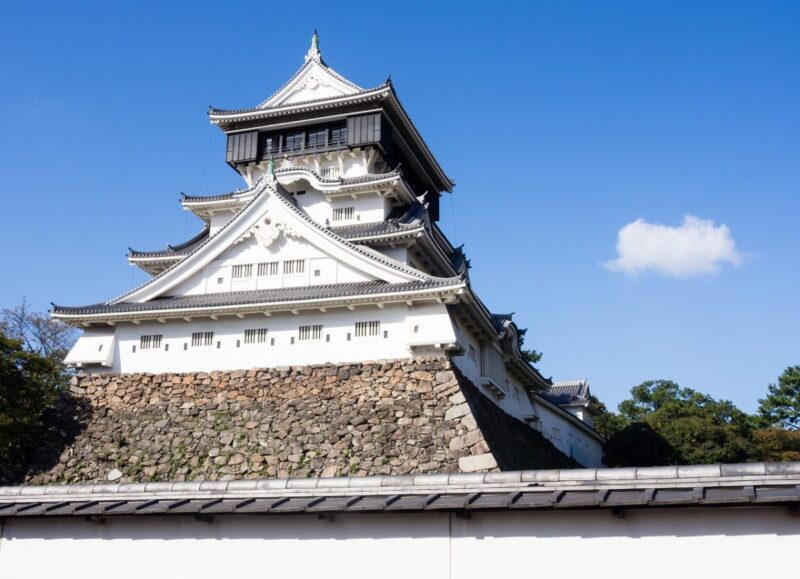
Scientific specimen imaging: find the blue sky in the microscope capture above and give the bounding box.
[1,1,797,412]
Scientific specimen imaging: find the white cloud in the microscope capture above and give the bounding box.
[602,215,742,278]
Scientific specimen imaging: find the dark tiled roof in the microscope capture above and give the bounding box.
[330,203,426,240]
[128,226,211,259]
[541,381,591,406]
[490,313,514,332]
[181,169,404,206]
[52,278,464,317]
[1,462,796,517]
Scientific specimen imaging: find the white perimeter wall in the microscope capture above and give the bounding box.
[1,507,796,579]
[91,302,456,373]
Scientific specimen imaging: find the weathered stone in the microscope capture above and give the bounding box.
[444,403,471,421]
[24,358,575,485]
[459,453,498,472]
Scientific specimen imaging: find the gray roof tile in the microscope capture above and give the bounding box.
[52,279,462,317]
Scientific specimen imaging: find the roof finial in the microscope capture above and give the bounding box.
[305,30,321,63]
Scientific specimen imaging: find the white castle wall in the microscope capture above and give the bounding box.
[82,302,457,374]
[451,321,604,467]
[1,507,794,579]
[291,189,390,227]
[532,398,603,467]
[169,234,374,297]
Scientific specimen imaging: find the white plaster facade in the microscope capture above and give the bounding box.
[1,508,795,579]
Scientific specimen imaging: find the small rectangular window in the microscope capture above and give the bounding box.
[262,134,279,156]
[468,345,477,363]
[283,131,304,152]
[283,259,305,275]
[332,207,355,222]
[355,321,381,337]
[329,125,347,146]
[232,264,253,279]
[298,324,323,341]
[306,128,327,149]
[244,328,269,344]
[257,261,279,277]
[191,332,214,347]
[140,334,163,350]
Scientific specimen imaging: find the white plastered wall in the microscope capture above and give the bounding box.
[290,188,390,227]
[69,301,458,374]
[1,508,796,579]
[169,234,373,296]
[450,321,604,467]
[533,397,603,466]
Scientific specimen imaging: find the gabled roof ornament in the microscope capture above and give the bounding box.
[305,30,322,63]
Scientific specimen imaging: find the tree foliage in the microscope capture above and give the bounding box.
[604,422,675,467]
[601,380,757,466]
[757,366,800,430]
[0,333,69,482]
[1,299,77,364]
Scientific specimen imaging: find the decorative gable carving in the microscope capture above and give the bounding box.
[235,215,300,248]
[259,59,364,109]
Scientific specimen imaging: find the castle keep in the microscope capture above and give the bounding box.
[53,34,603,468]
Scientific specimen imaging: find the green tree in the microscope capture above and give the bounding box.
[752,428,800,462]
[1,299,77,364]
[604,422,675,467]
[603,379,757,466]
[0,332,68,483]
[757,366,800,430]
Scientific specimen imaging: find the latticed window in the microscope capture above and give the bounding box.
[306,128,327,149]
[329,125,347,146]
[232,264,253,279]
[320,166,339,179]
[283,259,305,275]
[257,261,279,276]
[332,207,355,222]
[355,321,380,337]
[262,135,279,156]
[298,325,322,341]
[139,334,162,350]
[244,328,269,344]
[283,132,304,152]
[191,332,214,347]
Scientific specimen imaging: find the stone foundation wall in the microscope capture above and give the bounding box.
[29,357,575,485]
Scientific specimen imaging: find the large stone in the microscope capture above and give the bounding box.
[23,357,576,486]
[458,453,498,473]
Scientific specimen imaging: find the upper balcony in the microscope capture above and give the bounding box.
[225,112,440,219]
[226,113,384,167]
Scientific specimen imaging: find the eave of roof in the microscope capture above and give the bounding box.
[51,278,467,323]
[128,226,211,259]
[1,462,796,518]
[209,85,453,193]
